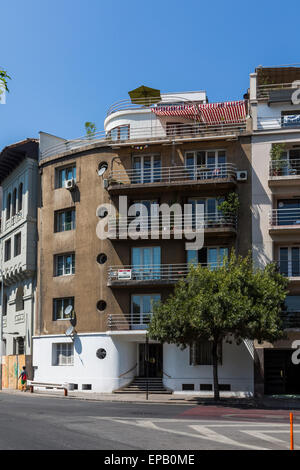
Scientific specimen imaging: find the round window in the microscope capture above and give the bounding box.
[97,206,108,218]
[96,348,107,359]
[97,300,107,311]
[97,253,107,264]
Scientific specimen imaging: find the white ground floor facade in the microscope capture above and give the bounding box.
[32,332,254,395]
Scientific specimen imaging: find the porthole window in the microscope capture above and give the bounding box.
[98,162,108,176]
[97,253,107,264]
[97,300,107,311]
[97,206,108,218]
[96,348,107,359]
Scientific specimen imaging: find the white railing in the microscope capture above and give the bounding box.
[257,82,298,99]
[107,213,237,238]
[107,314,153,330]
[269,208,300,227]
[40,121,247,159]
[108,262,227,283]
[257,114,300,131]
[269,159,300,177]
[108,163,237,186]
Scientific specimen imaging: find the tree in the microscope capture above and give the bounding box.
[0,69,11,92]
[148,252,288,400]
[84,121,97,137]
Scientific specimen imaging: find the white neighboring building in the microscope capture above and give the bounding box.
[0,139,39,359]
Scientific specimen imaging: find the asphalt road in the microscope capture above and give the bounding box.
[0,392,299,450]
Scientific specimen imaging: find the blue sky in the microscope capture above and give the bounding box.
[1,0,300,149]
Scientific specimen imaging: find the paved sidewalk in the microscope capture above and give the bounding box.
[1,388,300,409]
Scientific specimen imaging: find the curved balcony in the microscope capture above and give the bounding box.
[107,163,237,193]
[40,121,247,160]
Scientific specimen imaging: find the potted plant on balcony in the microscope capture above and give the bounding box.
[217,192,239,228]
[270,143,286,176]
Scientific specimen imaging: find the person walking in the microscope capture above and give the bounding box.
[19,366,28,392]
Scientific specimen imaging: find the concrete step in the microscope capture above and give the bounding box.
[114,376,171,394]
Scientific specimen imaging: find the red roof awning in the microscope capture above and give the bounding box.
[151,100,247,124]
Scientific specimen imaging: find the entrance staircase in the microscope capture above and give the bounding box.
[114,376,172,394]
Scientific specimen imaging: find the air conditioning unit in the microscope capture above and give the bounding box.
[64,178,76,190]
[236,170,248,181]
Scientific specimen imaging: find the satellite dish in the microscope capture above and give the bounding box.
[65,326,74,337]
[98,162,108,176]
[64,305,73,317]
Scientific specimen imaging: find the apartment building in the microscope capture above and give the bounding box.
[250,66,300,395]
[33,87,254,394]
[0,139,39,383]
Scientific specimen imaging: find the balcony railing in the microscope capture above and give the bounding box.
[108,262,227,284]
[278,261,300,278]
[108,163,237,187]
[257,82,298,100]
[107,313,152,331]
[107,213,237,239]
[40,122,247,159]
[257,114,300,131]
[269,159,300,178]
[269,209,300,227]
[281,311,300,329]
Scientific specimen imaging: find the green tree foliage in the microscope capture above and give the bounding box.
[148,252,288,400]
[84,121,97,136]
[217,192,240,217]
[0,69,11,92]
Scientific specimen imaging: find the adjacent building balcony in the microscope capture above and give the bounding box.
[107,163,237,193]
[269,159,300,186]
[257,114,300,131]
[107,213,237,240]
[257,82,299,101]
[281,311,300,329]
[269,209,300,234]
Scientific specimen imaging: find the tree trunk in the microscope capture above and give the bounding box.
[212,341,220,401]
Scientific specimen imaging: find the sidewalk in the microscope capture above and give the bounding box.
[2,388,300,409]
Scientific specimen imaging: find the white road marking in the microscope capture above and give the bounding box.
[103,418,268,450]
[242,430,289,448]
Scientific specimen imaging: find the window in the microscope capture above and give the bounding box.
[15,287,24,312]
[185,150,227,180]
[131,294,161,327]
[4,239,11,261]
[190,341,222,365]
[55,253,75,276]
[14,232,21,257]
[284,295,300,312]
[18,183,23,211]
[12,188,17,217]
[187,247,228,269]
[53,343,74,366]
[53,297,74,320]
[6,193,11,220]
[282,111,300,128]
[56,165,76,188]
[16,337,24,355]
[54,208,76,232]
[108,125,130,141]
[279,247,300,277]
[132,154,161,184]
[187,197,225,228]
[132,246,161,280]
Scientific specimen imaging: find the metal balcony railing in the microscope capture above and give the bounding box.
[107,213,237,238]
[107,313,153,330]
[269,208,300,227]
[257,82,298,99]
[269,159,300,178]
[257,114,300,131]
[108,163,237,186]
[40,121,247,159]
[278,261,300,278]
[281,311,300,328]
[107,262,227,283]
